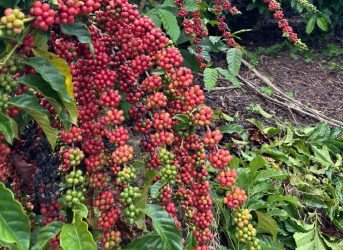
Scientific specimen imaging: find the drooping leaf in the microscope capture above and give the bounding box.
[150,181,165,199]
[158,9,180,42]
[32,50,74,100]
[143,204,182,250]
[60,21,94,54]
[60,212,96,250]
[0,182,30,250]
[215,67,241,87]
[226,48,242,76]
[316,16,328,31]
[203,68,218,91]
[18,74,63,115]
[306,15,317,34]
[31,221,64,250]
[256,211,278,240]
[9,92,59,148]
[220,124,244,134]
[24,56,77,125]
[0,112,15,144]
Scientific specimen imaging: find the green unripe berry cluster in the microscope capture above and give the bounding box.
[159,147,174,165]
[65,170,85,187]
[0,92,10,111]
[0,8,25,35]
[64,188,86,208]
[120,186,141,224]
[160,164,177,184]
[0,73,18,94]
[117,167,136,184]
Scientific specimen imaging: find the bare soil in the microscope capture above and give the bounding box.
[204,46,343,126]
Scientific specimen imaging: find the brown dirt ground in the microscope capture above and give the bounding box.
[203,47,343,127]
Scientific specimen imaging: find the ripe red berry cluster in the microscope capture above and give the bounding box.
[60,126,83,144]
[30,1,55,31]
[263,0,307,49]
[101,230,121,249]
[223,187,248,208]
[216,168,237,187]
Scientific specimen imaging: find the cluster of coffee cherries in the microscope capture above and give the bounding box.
[0,56,23,112]
[120,186,141,224]
[232,208,260,250]
[116,166,136,184]
[174,0,241,67]
[0,8,25,35]
[159,148,177,184]
[0,135,11,182]
[263,0,307,49]
[60,147,86,208]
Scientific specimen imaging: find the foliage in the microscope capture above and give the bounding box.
[139,0,307,90]
[218,119,343,249]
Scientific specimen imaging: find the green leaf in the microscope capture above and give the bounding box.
[216,67,241,87]
[0,0,19,8]
[150,181,165,199]
[259,235,284,250]
[248,103,272,119]
[311,145,334,168]
[18,74,63,115]
[24,56,77,125]
[135,170,157,209]
[254,169,288,182]
[60,22,94,55]
[316,16,328,31]
[226,48,242,76]
[256,211,278,240]
[145,9,161,28]
[158,9,180,42]
[302,194,327,208]
[203,68,218,91]
[31,221,64,250]
[143,204,182,250]
[294,223,326,250]
[209,36,221,44]
[124,233,163,249]
[0,113,15,144]
[9,92,58,148]
[267,195,302,206]
[0,182,30,250]
[249,156,267,174]
[220,124,244,134]
[60,212,96,250]
[306,15,317,34]
[283,127,294,145]
[31,30,49,51]
[72,203,88,219]
[183,0,199,11]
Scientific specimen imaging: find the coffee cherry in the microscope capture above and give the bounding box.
[117,166,136,184]
[223,187,248,208]
[208,149,233,169]
[216,169,237,187]
[1,8,25,35]
[62,147,85,167]
[30,1,56,30]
